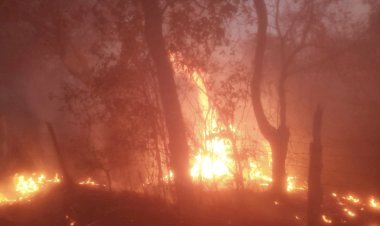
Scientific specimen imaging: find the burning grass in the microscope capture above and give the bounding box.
[0,173,106,205]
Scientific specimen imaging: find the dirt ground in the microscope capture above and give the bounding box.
[0,185,378,226]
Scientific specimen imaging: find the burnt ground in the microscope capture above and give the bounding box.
[0,185,378,226]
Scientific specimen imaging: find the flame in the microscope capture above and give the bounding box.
[322,214,333,224]
[0,173,104,205]
[78,177,101,187]
[343,208,356,218]
[369,197,380,210]
[190,139,233,181]
[168,53,378,225]
[169,52,307,191]
[343,194,360,204]
[14,173,61,197]
[286,176,306,192]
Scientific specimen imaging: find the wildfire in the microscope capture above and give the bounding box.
[0,173,105,205]
[190,138,232,181]
[14,173,61,198]
[168,53,377,226]
[169,52,307,191]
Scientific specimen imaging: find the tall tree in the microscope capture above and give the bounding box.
[141,0,192,204]
[252,0,320,194]
[251,0,290,195]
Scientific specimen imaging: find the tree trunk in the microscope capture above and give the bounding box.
[307,105,323,226]
[141,0,192,204]
[46,122,73,188]
[270,126,289,194]
[252,0,288,195]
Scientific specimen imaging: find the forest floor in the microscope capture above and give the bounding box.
[0,184,378,226]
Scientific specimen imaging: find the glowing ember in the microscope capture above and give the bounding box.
[66,215,77,226]
[321,214,333,224]
[343,194,360,204]
[369,197,380,210]
[78,178,100,186]
[343,208,356,218]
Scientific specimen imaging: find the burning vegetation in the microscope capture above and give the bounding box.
[0,0,379,226]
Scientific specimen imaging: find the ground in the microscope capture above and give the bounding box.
[0,185,378,226]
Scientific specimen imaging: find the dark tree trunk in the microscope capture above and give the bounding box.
[270,126,289,194]
[46,122,73,188]
[141,0,192,204]
[252,0,289,195]
[307,105,323,226]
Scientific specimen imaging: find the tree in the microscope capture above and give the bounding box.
[251,0,287,195]
[141,0,193,204]
[251,0,322,195]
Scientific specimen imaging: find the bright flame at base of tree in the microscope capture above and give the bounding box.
[169,52,306,191]
[190,138,233,181]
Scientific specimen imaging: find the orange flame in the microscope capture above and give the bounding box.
[369,197,380,210]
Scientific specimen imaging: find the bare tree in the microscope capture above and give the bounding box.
[251,0,318,195]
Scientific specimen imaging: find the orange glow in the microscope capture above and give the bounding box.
[321,214,333,224]
[343,208,356,217]
[0,173,104,205]
[369,197,380,210]
[343,194,360,204]
[170,52,306,191]
[78,177,101,187]
[14,173,61,197]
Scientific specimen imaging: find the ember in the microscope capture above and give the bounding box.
[321,214,333,224]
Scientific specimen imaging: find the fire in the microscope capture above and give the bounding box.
[248,162,272,187]
[286,176,306,192]
[321,214,333,224]
[343,208,356,218]
[14,173,61,198]
[169,52,306,191]
[0,173,105,205]
[190,139,232,181]
[343,194,360,204]
[369,197,380,210]
[78,177,101,187]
